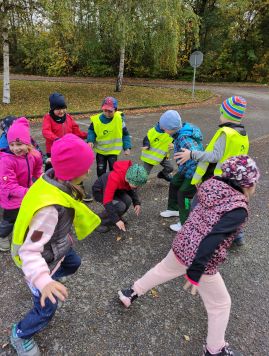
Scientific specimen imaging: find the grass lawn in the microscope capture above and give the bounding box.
[0,80,213,117]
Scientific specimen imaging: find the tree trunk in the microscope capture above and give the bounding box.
[115,45,125,92]
[2,30,10,104]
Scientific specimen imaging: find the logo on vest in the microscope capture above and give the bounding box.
[154,138,160,142]
[103,129,113,136]
[240,144,245,152]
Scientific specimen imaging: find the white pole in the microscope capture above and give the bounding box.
[192,55,197,99]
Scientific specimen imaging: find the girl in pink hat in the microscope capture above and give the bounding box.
[10,134,100,356]
[0,117,43,252]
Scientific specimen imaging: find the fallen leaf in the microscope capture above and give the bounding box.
[149,288,159,298]
[183,335,190,341]
[116,236,122,241]
[2,343,8,349]
[162,223,166,226]
[154,198,158,201]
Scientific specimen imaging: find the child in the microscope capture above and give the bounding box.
[0,116,17,149]
[92,160,148,233]
[42,92,91,202]
[156,110,203,232]
[87,96,132,177]
[0,118,43,252]
[175,96,249,244]
[118,155,260,356]
[0,116,46,162]
[140,116,174,182]
[10,134,100,355]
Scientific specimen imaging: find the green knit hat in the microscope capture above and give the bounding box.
[126,164,148,187]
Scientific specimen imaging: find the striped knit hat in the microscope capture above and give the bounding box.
[220,96,247,122]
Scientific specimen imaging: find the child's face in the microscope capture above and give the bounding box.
[103,109,115,119]
[54,108,66,117]
[9,141,29,156]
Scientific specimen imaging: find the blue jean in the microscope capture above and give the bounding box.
[15,248,81,339]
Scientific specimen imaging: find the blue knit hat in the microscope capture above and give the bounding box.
[49,93,67,111]
[220,96,247,122]
[159,110,182,130]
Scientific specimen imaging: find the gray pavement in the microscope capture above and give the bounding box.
[0,84,269,355]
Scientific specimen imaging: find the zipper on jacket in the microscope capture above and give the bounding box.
[26,154,31,187]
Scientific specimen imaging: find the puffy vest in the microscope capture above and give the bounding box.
[140,127,173,165]
[91,112,123,155]
[11,176,101,268]
[191,126,249,185]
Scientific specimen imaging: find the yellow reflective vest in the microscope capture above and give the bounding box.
[91,112,123,155]
[140,127,173,165]
[11,176,101,268]
[191,126,249,185]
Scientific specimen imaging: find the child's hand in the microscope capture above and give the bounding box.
[88,142,94,148]
[174,148,191,165]
[183,280,197,296]
[40,281,68,307]
[134,205,141,216]
[124,149,131,155]
[168,143,174,150]
[116,220,126,232]
[141,146,149,150]
[45,157,51,164]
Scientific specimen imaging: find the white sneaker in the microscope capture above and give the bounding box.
[160,210,179,218]
[169,222,182,232]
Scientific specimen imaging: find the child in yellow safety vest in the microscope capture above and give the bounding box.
[141,119,174,182]
[87,96,132,177]
[10,134,100,355]
[175,96,249,245]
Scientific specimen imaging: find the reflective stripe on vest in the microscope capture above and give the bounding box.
[191,126,249,185]
[11,176,101,268]
[140,127,173,165]
[91,112,123,155]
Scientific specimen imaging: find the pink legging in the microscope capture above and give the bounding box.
[133,249,231,354]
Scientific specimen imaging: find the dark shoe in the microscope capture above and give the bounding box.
[203,343,242,356]
[232,232,245,247]
[96,225,110,233]
[83,192,93,202]
[157,171,172,182]
[118,288,138,308]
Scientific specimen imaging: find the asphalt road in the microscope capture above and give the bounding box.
[0,83,269,355]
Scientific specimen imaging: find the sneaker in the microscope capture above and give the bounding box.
[157,171,172,182]
[96,225,111,233]
[169,222,182,232]
[203,343,242,356]
[10,324,40,356]
[57,276,67,283]
[160,210,179,218]
[0,237,10,251]
[233,232,245,247]
[83,192,93,203]
[118,288,138,308]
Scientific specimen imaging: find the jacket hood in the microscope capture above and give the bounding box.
[112,160,132,176]
[197,177,247,209]
[180,123,203,141]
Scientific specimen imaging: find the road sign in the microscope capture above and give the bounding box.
[189,51,203,68]
[189,51,203,98]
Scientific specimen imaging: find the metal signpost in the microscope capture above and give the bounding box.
[189,51,203,98]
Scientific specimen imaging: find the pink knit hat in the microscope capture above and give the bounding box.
[51,134,94,181]
[7,117,31,145]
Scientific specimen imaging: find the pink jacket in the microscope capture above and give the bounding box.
[0,150,43,209]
